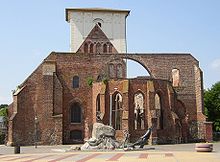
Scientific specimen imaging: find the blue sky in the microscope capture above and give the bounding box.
[0,0,220,104]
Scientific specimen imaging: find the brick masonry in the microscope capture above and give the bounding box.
[6,8,212,146]
[7,52,211,145]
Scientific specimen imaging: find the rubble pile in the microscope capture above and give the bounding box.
[81,123,120,150]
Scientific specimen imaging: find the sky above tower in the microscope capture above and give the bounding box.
[0,0,220,104]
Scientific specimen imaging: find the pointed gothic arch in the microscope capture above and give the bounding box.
[96,42,101,53]
[84,43,88,53]
[103,44,107,53]
[124,58,152,78]
[116,64,123,78]
[134,91,145,130]
[90,43,94,53]
[96,94,101,122]
[112,92,123,130]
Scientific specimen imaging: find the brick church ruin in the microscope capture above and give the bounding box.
[7,8,212,146]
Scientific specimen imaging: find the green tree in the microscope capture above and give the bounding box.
[204,81,220,131]
[0,104,8,144]
[0,104,8,117]
[0,104,8,109]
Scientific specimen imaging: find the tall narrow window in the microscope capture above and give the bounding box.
[103,44,107,53]
[134,93,144,130]
[90,43,94,53]
[96,43,101,53]
[112,93,123,130]
[109,64,115,78]
[73,76,79,88]
[70,102,81,123]
[109,45,112,53]
[84,43,88,53]
[116,64,123,78]
[172,69,180,87]
[155,93,163,129]
[96,94,101,121]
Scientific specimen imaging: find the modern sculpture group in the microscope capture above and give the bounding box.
[81,123,152,151]
[126,127,152,149]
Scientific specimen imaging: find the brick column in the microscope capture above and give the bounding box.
[204,121,213,142]
[147,81,158,144]
[150,118,158,145]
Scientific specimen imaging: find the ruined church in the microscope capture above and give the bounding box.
[7,8,212,146]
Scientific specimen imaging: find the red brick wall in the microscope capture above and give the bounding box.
[204,122,213,142]
[8,52,207,145]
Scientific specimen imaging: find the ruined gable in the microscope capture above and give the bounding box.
[76,24,118,54]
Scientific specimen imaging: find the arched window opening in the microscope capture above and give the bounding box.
[72,76,79,88]
[70,130,82,141]
[109,64,115,78]
[109,45,112,53]
[112,93,123,130]
[116,64,123,78]
[126,59,151,78]
[172,69,180,87]
[84,43,88,53]
[134,93,144,130]
[103,44,107,53]
[93,18,104,28]
[70,102,81,123]
[155,93,163,129]
[90,43,94,53]
[96,43,101,53]
[96,94,101,122]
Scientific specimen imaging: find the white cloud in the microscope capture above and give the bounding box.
[211,59,220,70]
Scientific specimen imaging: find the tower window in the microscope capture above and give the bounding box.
[98,22,102,27]
[93,18,104,28]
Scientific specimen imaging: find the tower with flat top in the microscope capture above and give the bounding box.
[66,8,130,53]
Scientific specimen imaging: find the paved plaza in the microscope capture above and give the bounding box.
[0,142,220,162]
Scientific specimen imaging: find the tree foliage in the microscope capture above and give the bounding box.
[0,104,8,144]
[204,81,220,131]
[0,104,8,117]
[0,104,8,109]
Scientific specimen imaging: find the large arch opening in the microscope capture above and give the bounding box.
[124,59,151,78]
